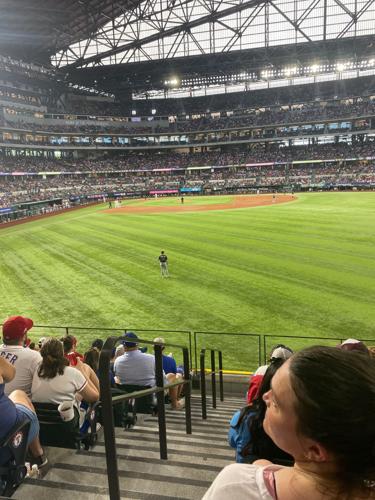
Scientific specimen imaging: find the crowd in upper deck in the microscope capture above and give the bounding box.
[1,96,375,137]
[1,141,375,174]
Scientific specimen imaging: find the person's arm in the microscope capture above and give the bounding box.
[75,359,99,403]
[0,356,16,383]
[83,363,100,393]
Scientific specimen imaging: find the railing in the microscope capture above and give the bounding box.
[200,348,224,420]
[98,335,192,500]
[262,334,375,363]
[21,323,375,372]
[194,330,262,370]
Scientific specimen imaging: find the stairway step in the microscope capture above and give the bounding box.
[55,454,221,480]
[41,463,211,499]
[79,450,227,471]
[97,439,233,458]
[15,478,187,499]
[95,442,233,462]
[124,426,227,440]
[117,428,228,446]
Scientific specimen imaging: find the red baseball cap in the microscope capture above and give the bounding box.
[2,316,34,342]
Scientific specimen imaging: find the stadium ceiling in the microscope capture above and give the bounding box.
[0,0,137,61]
[51,0,375,70]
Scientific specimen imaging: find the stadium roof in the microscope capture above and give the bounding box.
[0,0,137,61]
[1,0,375,96]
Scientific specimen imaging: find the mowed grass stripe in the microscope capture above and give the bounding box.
[1,193,374,369]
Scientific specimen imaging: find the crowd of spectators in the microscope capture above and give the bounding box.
[1,96,375,136]
[1,141,375,173]
[1,155,375,208]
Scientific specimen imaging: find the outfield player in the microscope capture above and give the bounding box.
[158,251,169,277]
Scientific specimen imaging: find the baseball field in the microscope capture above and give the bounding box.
[1,192,374,370]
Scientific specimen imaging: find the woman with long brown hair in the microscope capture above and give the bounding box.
[31,338,99,408]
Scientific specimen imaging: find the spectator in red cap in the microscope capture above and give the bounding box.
[0,316,42,397]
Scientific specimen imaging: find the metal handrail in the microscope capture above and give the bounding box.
[200,348,224,420]
[262,334,375,363]
[98,334,192,500]
[13,323,374,371]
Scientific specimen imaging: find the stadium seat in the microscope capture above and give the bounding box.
[34,402,100,450]
[115,384,157,428]
[0,420,30,497]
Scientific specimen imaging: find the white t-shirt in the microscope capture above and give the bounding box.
[202,464,281,500]
[0,345,42,397]
[31,365,87,406]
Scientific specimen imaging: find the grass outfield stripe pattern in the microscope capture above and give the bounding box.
[1,192,374,369]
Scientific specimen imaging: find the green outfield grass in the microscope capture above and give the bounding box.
[1,192,374,370]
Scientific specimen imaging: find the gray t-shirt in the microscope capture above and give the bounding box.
[114,350,156,386]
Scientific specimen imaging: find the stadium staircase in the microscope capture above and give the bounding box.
[14,393,244,500]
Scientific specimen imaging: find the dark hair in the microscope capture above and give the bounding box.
[91,339,103,351]
[289,346,375,497]
[61,335,74,354]
[38,338,68,379]
[84,348,99,372]
[239,359,293,465]
[4,338,21,346]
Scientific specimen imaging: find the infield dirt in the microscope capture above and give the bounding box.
[105,194,296,214]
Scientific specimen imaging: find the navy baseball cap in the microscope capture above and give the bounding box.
[122,331,139,348]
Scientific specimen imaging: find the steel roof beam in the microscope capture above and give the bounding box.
[64,0,268,68]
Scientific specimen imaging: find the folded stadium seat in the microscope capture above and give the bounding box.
[34,402,100,450]
[115,384,157,429]
[0,420,30,497]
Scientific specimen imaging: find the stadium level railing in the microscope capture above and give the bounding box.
[24,324,375,372]
[194,330,262,369]
[262,334,375,363]
[98,335,192,500]
[29,325,259,370]
[200,348,224,420]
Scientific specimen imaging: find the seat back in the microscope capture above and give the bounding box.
[33,402,81,449]
[0,420,30,497]
[116,384,155,414]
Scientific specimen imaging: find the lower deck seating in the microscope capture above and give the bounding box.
[34,402,99,450]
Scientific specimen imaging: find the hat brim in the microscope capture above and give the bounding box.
[24,318,34,331]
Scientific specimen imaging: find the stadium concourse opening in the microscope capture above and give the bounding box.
[104,194,296,214]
